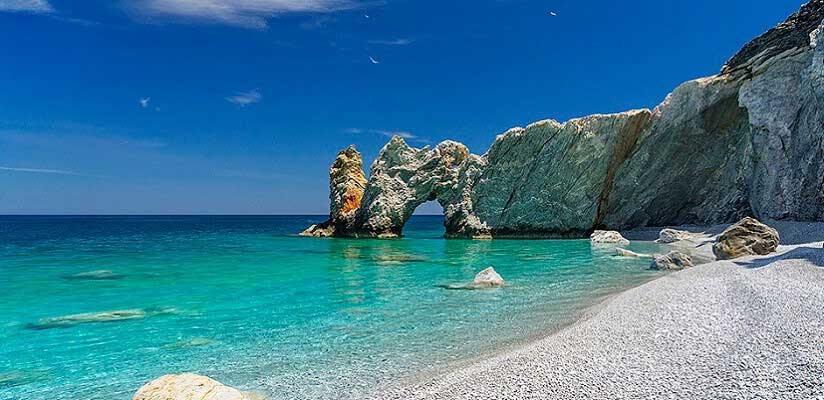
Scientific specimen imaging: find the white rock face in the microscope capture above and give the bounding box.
[656,229,693,244]
[590,230,630,245]
[472,267,505,288]
[651,251,695,271]
[133,374,248,400]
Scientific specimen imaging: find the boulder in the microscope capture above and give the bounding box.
[590,230,630,245]
[712,217,780,260]
[133,374,248,400]
[651,251,694,271]
[656,229,693,243]
[472,267,505,288]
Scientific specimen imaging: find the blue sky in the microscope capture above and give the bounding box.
[0,0,807,214]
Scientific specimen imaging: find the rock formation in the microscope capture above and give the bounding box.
[133,374,249,400]
[300,145,367,237]
[305,0,824,239]
[650,251,695,271]
[713,217,780,260]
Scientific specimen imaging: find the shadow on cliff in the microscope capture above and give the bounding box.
[733,246,824,269]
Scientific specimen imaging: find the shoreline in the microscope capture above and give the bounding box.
[371,222,824,399]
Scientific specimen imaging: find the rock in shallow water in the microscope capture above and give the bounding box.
[650,251,694,271]
[615,248,654,259]
[472,267,505,288]
[590,230,630,245]
[133,374,249,400]
[712,217,780,260]
[29,307,180,329]
[65,270,124,280]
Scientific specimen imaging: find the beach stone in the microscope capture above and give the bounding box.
[590,230,630,245]
[133,374,248,400]
[713,217,780,260]
[650,251,694,271]
[656,229,693,244]
[472,267,505,287]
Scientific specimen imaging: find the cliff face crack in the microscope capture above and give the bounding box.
[499,126,563,222]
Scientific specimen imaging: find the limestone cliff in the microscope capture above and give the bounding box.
[305,0,824,239]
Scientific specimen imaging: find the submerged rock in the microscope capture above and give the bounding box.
[29,307,180,329]
[615,248,654,259]
[164,338,216,349]
[472,267,505,288]
[65,270,124,280]
[651,251,695,271]
[133,374,248,400]
[713,217,780,260]
[307,1,824,238]
[656,229,693,244]
[590,230,630,245]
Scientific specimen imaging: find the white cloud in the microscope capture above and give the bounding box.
[375,130,416,140]
[0,0,54,13]
[140,97,151,108]
[226,89,262,107]
[129,0,358,29]
[368,38,413,46]
[0,166,78,175]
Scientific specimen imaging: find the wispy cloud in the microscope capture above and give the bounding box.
[0,166,79,175]
[368,38,413,46]
[140,97,151,108]
[127,0,360,29]
[226,89,262,107]
[0,0,53,14]
[374,130,417,140]
[347,128,430,143]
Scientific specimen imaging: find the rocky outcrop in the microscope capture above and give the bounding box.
[650,251,694,271]
[713,217,780,260]
[300,145,367,237]
[656,229,693,244]
[133,374,249,400]
[306,1,824,239]
[590,230,630,245]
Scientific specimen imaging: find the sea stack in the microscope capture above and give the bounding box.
[300,145,367,237]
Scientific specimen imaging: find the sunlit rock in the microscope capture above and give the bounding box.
[133,374,248,400]
[712,217,780,260]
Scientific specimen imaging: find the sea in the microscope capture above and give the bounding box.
[0,215,667,399]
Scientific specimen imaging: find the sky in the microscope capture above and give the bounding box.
[0,0,809,215]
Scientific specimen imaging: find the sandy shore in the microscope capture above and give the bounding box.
[373,222,824,399]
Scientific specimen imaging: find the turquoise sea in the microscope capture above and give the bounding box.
[0,216,667,399]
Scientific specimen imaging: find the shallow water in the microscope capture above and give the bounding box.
[0,216,667,399]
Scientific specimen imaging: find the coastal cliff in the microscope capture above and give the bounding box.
[306,0,824,239]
